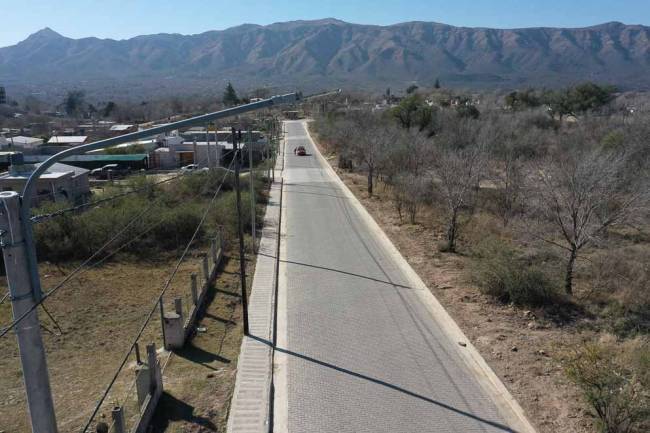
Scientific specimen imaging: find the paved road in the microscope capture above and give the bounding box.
[276,120,518,433]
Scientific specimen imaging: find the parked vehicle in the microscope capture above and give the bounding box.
[296,146,307,156]
[90,164,129,179]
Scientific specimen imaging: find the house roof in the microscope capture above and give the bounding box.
[109,124,134,131]
[7,136,43,145]
[48,136,88,144]
[0,162,87,180]
[26,154,149,163]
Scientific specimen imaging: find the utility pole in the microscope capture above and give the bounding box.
[205,123,211,169]
[232,128,249,335]
[248,130,256,251]
[0,191,58,433]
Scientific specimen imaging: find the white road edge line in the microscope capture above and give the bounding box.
[301,119,538,433]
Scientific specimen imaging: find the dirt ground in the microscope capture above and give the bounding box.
[0,245,250,433]
[150,254,251,433]
[313,141,598,433]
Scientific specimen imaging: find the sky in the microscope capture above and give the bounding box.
[2,0,650,47]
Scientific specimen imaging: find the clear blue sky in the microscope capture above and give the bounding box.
[3,0,650,47]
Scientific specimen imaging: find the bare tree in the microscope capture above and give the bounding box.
[392,173,429,224]
[533,149,649,294]
[494,152,525,226]
[349,113,397,196]
[431,143,485,252]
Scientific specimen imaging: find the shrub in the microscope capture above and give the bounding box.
[565,340,650,433]
[472,238,559,307]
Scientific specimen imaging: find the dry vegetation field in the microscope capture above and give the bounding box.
[309,86,649,433]
[0,169,267,432]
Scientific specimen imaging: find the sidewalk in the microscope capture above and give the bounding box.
[226,156,283,433]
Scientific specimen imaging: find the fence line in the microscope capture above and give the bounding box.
[81,153,237,432]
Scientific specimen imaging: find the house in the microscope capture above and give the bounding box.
[152,141,221,169]
[48,136,88,146]
[0,155,90,205]
[109,124,137,134]
[1,136,44,150]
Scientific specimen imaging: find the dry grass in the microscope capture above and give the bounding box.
[313,130,649,433]
[0,243,253,433]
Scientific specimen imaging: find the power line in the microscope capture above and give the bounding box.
[0,196,161,338]
[1,157,236,338]
[30,148,232,223]
[30,172,186,223]
[81,152,237,432]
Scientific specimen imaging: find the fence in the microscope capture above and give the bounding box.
[87,232,224,433]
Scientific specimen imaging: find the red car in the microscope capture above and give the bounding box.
[296,146,307,156]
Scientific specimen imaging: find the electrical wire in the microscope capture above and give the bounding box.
[30,172,187,223]
[80,153,237,432]
[0,291,9,306]
[0,157,230,338]
[0,200,159,338]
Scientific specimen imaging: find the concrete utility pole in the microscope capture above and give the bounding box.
[232,128,249,335]
[248,130,256,251]
[205,123,211,169]
[0,191,58,433]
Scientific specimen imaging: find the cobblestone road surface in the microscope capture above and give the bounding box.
[278,120,516,433]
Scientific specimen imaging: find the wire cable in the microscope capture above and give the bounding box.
[0,200,157,338]
[30,172,188,223]
[80,153,237,432]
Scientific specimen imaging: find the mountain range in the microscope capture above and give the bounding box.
[1,18,650,99]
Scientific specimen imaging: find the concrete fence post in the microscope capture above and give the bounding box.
[111,406,126,433]
[174,297,183,317]
[191,273,198,305]
[202,254,209,282]
[162,307,184,350]
[146,344,157,394]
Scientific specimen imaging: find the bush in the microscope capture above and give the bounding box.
[565,340,650,433]
[472,238,559,307]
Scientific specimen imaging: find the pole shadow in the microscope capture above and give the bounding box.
[251,335,517,433]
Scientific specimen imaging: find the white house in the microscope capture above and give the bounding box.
[48,136,88,146]
[2,136,44,150]
[0,160,90,205]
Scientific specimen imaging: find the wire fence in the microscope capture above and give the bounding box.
[81,154,236,433]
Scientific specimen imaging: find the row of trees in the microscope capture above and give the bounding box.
[313,88,649,296]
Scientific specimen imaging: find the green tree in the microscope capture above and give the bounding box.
[223,82,240,106]
[434,78,441,89]
[63,90,85,117]
[406,84,419,94]
[543,82,617,119]
[391,94,434,131]
[505,90,541,110]
[102,101,116,117]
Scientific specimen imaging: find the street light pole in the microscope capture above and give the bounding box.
[232,128,249,335]
[0,191,58,433]
[248,130,256,251]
